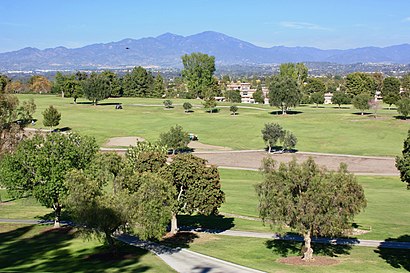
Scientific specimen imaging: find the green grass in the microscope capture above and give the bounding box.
[17,94,409,156]
[218,169,410,241]
[0,223,176,272]
[0,189,51,219]
[187,235,410,273]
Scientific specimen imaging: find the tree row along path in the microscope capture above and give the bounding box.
[100,147,399,176]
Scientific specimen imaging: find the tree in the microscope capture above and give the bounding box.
[396,97,410,119]
[0,94,36,157]
[158,124,190,154]
[310,92,324,108]
[29,75,52,94]
[331,91,351,108]
[224,89,241,103]
[279,63,308,86]
[261,123,285,153]
[253,84,265,104]
[183,102,192,113]
[122,66,154,97]
[256,157,366,261]
[268,77,301,114]
[282,131,297,151]
[163,99,173,109]
[152,73,166,98]
[181,52,216,99]
[304,78,326,95]
[203,97,217,113]
[382,77,401,109]
[163,154,225,234]
[0,132,98,227]
[368,99,381,118]
[402,73,410,92]
[395,130,410,189]
[345,72,376,96]
[352,93,371,115]
[42,105,61,129]
[82,73,112,105]
[230,105,238,115]
[0,75,10,93]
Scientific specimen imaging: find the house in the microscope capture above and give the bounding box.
[226,82,269,104]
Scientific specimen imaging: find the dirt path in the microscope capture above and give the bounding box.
[193,150,399,175]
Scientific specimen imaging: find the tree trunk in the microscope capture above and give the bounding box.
[301,230,314,261]
[170,212,178,234]
[53,204,61,228]
[105,230,117,253]
[361,111,364,116]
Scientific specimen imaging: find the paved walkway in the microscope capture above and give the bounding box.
[116,234,265,273]
[183,228,410,250]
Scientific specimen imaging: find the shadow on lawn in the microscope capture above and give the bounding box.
[269,110,303,115]
[265,233,354,258]
[374,235,410,271]
[0,225,152,272]
[177,214,235,231]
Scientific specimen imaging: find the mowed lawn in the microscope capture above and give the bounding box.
[218,169,410,241]
[0,223,176,273]
[17,94,409,156]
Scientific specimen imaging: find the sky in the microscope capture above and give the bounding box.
[1,0,410,53]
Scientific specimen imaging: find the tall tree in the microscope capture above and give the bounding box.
[304,78,326,95]
[0,132,98,227]
[152,73,166,98]
[82,72,112,105]
[158,124,190,154]
[0,75,10,93]
[279,63,308,86]
[268,76,301,114]
[310,92,325,108]
[402,73,410,92]
[256,157,366,261]
[163,154,225,234]
[345,72,376,96]
[29,75,52,94]
[253,84,265,104]
[122,66,154,97]
[395,129,410,189]
[224,90,241,103]
[382,77,401,109]
[181,52,216,99]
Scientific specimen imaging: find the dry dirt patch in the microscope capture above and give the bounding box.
[277,256,340,266]
[104,136,145,147]
[188,141,233,152]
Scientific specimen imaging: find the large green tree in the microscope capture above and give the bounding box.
[0,132,98,227]
[345,72,376,96]
[82,72,112,105]
[396,97,410,119]
[152,73,166,98]
[122,66,154,97]
[181,52,216,99]
[256,157,366,261]
[163,154,225,234]
[395,130,410,189]
[279,63,308,86]
[261,123,285,153]
[382,77,401,109]
[304,78,326,95]
[268,76,301,114]
[253,84,265,104]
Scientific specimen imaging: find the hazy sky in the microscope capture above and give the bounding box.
[1,0,409,53]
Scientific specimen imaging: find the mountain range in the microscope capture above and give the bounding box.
[1,31,410,71]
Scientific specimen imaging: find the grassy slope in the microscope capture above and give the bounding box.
[218,169,410,241]
[0,223,176,273]
[18,94,409,156]
[187,235,409,273]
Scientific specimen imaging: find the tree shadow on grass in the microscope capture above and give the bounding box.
[269,110,303,115]
[393,115,409,120]
[374,235,410,271]
[177,214,235,232]
[160,231,199,249]
[0,225,152,272]
[265,237,353,258]
[352,112,372,116]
